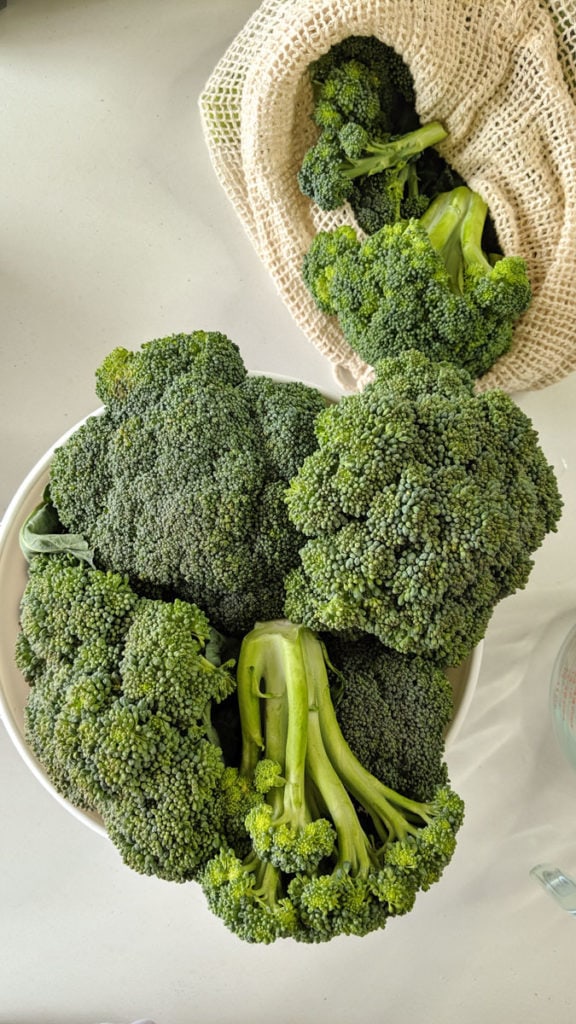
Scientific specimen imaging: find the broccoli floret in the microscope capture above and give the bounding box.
[326,635,453,801]
[239,374,327,480]
[299,36,461,232]
[284,351,563,666]
[303,186,531,378]
[48,331,327,636]
[17,553,238,882]
[298,120,447,216]
[95,329,247,415]
[200,621,464,945]
[308,35,418,135]
[349,159,431,234]
[312,60,384,132]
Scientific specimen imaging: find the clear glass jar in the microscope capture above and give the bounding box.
[550,623,576,770]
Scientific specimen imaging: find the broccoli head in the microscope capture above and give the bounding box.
[284,350,563,666]
[302,186,531,378]
[48,330,327,636]
[298,120,447,218]
[200,621,464,944]
[326,635,453,801]
[16,552,239,882]
[308,35,418,136]
[299,36,465,233]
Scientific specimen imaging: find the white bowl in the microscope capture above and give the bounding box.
[0,412,483,836]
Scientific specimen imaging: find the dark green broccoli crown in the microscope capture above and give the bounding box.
[95,330,247,416]
[49,331,325,636]
[309,35,417,133]
[239,374,327,480]
[284,351,563,665]
[18,555,237,881]
[297,130,355,210]
[327,635,452,801]
[313,60,383,131]
[303,188,532,378]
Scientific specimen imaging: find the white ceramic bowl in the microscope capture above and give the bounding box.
[0,411,483,836]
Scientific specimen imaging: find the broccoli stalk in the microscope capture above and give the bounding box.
[238,623,336,875]
[201,620,465,944]
[298,120,447,215]
[339,120,448,181]
[419,185,495,294]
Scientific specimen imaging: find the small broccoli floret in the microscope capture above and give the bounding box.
[298,121,447,216]
[17,554,237,882]
[336,121,448,183]
[308,35,418,136]
[326,635,453,801]
[49,331,325,636]
[312,60,383,132]
[201,848,303,944]
[299,37,459,232]
[349,160,431,234]
[284,351,563,666]
[200,621,465,945]
[303,186,531,377]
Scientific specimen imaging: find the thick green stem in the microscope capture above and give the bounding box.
[305,631,432,843]
[419,185,471,293]
[267,625,310,826]
[237,624,290,778]
[342,120,447,180]
[460,189,492,274]
[238,620,310,827]
[299,628,374,876]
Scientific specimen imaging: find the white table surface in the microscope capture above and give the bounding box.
[2,3,576,1023]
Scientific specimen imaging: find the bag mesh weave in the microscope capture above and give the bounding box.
[200,0,576,393]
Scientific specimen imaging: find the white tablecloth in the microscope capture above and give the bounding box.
[1,3,576,1022]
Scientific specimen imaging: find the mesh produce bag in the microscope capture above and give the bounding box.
[200,0,576,393]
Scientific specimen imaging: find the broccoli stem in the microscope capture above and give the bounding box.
[460,188,493,275]
[268,626,310,828]
[238,621,311,829]
[237,624,291,777]
[245,850,285,908]
[306,638,433,844]
[341,120,447,180]
[238,621,440,879]
[419,185,472,293]
[300,630,375,876]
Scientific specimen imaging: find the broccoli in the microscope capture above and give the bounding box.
[299,35,465,233]
[200,620,465,944]
[326,635,453,801]
[311,59,384,133]
[298,119,448,217]
[16,552,238,882]
[48,330,327,636]
[302,186,531,378]
[308,35,418,137]
[283,350,563,667]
